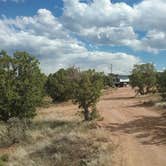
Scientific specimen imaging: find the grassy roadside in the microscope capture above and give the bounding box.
[134,92,166,115]
[0,101,114,166]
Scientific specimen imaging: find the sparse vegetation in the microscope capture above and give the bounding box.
[0,103,114,166]
[0,50,166,166]
[1,118,28,146]
[46,68,104,121]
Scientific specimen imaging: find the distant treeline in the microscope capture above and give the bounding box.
[0,51,166,123]
[0,51,114,122]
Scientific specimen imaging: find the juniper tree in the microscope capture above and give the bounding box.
[73,70,103,120]
[46,68,103,121]
[157,70,166,100]
[46,67,79,102]
[130,63,157,95]
[0,51,45,122]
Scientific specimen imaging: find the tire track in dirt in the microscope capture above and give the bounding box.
[98,87,166,166]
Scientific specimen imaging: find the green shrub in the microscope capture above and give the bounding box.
[130,63,157,95]
[73,70,103,121]
[0,160,4,166]
[0,154,9,166]
[0,51,46,122]
[0,154,9,162]
[103,73,114,88]
[46,67,80,102]
[90,105,101,120]
[157,70,166,100]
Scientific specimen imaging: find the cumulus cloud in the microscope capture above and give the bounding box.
[1,0,165,75]
[70,51,141,74]
[0,8,140,74]
[80,26,137,46]
[133,0,166,31]
[62,0,166,53]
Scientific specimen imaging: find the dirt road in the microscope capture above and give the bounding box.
[98,87,166,166]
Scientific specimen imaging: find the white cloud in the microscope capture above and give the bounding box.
[80,26,137,46]
[62,0,135,31]
[7,0,164,54]
[40,50,141,75]
[0,8,140,74]
[133,0,166,31]
[70,51,141,74]
[62,0,166,53]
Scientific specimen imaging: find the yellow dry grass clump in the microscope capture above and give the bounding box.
[0,101,115,166]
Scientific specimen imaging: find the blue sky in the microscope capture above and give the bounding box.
[0,0,165,74]
[0,0,64,17]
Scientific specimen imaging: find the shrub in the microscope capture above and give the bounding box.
[103,74,114,88]
[46,67,80,102]
[0,154,9,166]
[0,118,28,146]
[90,105,101,120]
[7,118,28,144]
[73,70,103,121]
[46,68,104,121]
[157,70,166,100]
[0,154,9,162]
[130,63,157,95]
[0,51,46,122]
[0,160,4,166]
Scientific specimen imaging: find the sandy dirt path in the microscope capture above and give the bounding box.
[98,87,166,166]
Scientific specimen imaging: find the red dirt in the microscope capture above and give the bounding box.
[98,87,166,166]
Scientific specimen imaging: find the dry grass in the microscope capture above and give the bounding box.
[0,102,114,166]
[136,93,166,114]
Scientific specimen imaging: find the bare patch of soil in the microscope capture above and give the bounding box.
[98,87,166,166]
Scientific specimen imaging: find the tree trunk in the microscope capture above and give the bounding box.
[83,106,89,121]
[139,87,145,95]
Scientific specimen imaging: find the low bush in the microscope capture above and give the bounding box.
[130,63,157,95]
[0,118,28,147]
[157,70,166,100]
[46,67,79,102]
[0,154,9,166]
[0,154,9,162]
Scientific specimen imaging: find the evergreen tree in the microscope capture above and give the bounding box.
[157,70,166,100]
[46,67,79,102]
[130,64,157,95]
[0,51,45,122]
[73,70,103,120]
